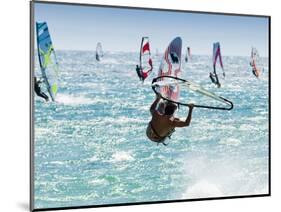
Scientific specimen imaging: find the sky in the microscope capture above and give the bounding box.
[34,2,269,56]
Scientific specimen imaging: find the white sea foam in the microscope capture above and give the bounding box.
[219,138,241,146]
[102,116,146,125]
[56,94,110,105]
[239,124,256,131]
[99,58,120,65]
[89,178,107,186]
[111,151,134,162]
[181,152,268,199]
[56,94,94,105]
[182,180,223,198]
[48,161,65,165]
[88,155,99,162]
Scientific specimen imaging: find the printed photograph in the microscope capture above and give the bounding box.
[32,2,269,210]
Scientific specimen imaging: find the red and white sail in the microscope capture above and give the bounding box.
[158,37,182,102]
[139,37,153,80]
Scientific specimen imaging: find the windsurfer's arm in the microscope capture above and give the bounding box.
[172,104,194,127]
[150,95,161,115]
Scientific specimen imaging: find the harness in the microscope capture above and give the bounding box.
[149,122,175,146]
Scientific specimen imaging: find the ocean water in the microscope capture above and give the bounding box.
[34,51,269,209]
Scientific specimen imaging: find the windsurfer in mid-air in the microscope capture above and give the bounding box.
[146,94,194,145]
[34,77,49,102]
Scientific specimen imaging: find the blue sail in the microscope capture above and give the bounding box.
[36,22,59,101]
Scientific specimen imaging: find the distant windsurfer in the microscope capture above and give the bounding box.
[137,37,153,81]
[211,42,224,87]
[135,65,144,81]
[250,47,261,78]
[146,94,194,145]
[136,59,153,82]
[96,42,103,61]
[34,77,49,102]
[252,67,260,78]
[96,53,100,62]
[251,62,260,78]
[185,47,190,62]
[209,72,221,88]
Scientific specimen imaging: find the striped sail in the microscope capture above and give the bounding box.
[139,37,153,80]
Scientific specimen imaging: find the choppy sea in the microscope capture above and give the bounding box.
[34,51,269,209]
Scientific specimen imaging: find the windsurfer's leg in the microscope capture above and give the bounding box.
[209,73,215,83]
[41,92,49,101]
[35,90,49,101]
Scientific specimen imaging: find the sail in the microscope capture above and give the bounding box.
[250,47,261,77]
[36,22,59,101]
[250,47,260,67]
[152,76,233,110]
[157,37,182,102]
[139,37,153,79]
[213,42,224,71]
[210,42,225,87]
[152,38,233,110]
[96,42,103,61]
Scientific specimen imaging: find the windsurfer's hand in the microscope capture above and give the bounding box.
[187,103,194,110]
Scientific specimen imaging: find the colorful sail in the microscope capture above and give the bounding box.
[157,37,182,102]
[152,77,233,110]
[210,42,225,87]
[152,38,233,110]
[185,47,191,62]
[250,47,260,77]
[36,22,59,101]
[96,42,103,61]
[213,42,224,71]
[138,37,153,81]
